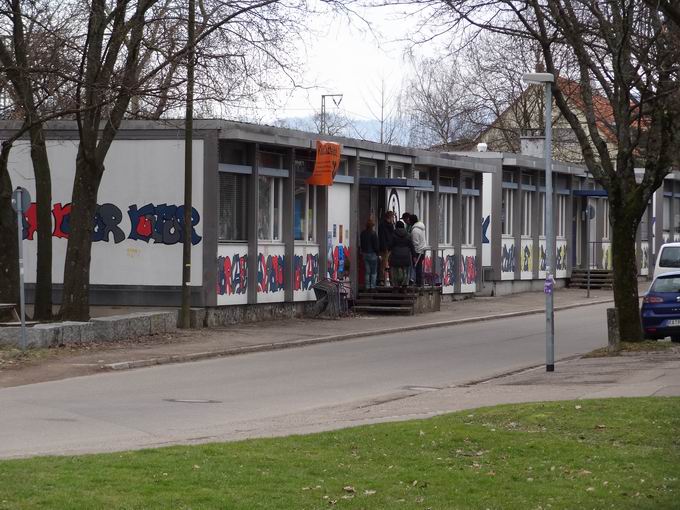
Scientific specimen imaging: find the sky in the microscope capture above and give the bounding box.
[254,2,438,129]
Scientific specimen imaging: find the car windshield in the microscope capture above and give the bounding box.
[659,247,680,267]
[651,276,680,293]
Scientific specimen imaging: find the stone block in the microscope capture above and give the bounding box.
[150,311,177,334]
[89,319,116,342]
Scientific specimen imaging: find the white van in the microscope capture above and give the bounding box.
[653,242,680,279]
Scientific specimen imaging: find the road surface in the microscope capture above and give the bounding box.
[0,302,608,458]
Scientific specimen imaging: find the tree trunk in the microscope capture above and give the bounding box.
[29,125,53,320]
[0,150,19,306]
[610,208,642,342]
[58,152,103,321]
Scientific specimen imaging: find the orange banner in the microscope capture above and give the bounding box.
[306,140,341,186]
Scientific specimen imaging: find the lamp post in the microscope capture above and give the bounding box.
[522,72,555,372]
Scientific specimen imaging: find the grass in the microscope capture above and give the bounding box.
[0,398,678,509]
[585,340,677,357]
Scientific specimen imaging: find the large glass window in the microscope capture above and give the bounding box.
[218,173,248,241]
[556,194,567,238]
[462,195,476,246]
[502,188,514,236]
[663,196,671,233]
[603,199,610,240]
[258,176,283,241]
[438,193,454,245]
[294,183,317,242]
[414,190,429,245]
[539,193,546,236]
[521,190,532,236]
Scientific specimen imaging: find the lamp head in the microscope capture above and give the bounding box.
[522,72,555,84]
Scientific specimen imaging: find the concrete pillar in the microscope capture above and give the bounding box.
[513,169,522,280]
[283,148,295,303]
[474,172,484,288]
[430,167,441,276]
[595,196,605,269]
[317,180,329,283]
[531,170,540,280]
[565,175,575,277]
[247,143,260,304]
[201,131,219,307]
[453,170,463,294]
[490,167,503,280]
[653,187,664,262]
[349,156,360,297]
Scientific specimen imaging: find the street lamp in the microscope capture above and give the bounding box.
[522,72,556,372]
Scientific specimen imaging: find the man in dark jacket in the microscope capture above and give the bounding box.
[377,211,395,286]
[389,220,416,287]
[360,218,380,289]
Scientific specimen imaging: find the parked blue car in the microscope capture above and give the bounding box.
[641,271,680,342]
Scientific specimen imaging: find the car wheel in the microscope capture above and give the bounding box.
[671,335,680,343]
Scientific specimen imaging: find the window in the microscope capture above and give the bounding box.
[359,163,377,178]
[502,188,514,236]
[258,176,283,241]
[659,246,680,268]
[556,194,567,238]
[521,190,532,236]
[294,182,317,242]
[218,173,249,241]
[390,165,405,178]
[538,193,546,236]
[603,200,610,240]
[663,196,671,232]
[462,195,476,246]
[438,193,454,245]
[414,190,429,245]
[651,274,680,292]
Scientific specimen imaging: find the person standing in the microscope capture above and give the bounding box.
[389,220,416,287]
[360,218,379,289]
[410,214,427,286]
[401,212,412,233]
[377,211,395,286]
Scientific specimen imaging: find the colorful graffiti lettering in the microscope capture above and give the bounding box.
[22,201,202,245]
[294,253,319,291]
[540,245,547,271]
[217,254,248,296]
[423,255,433,274]
[128,203,201,245]
[501,243,516,273]
[258,253,284,293]
[460,255,477,285]
[438,255,455,287]
[521,244,533,272]
[328,244,350,280]
[482,215,490,244]
[640,244,649,270]
[557,244,568,271]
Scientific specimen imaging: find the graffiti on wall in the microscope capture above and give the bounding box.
[482,215,490,244]
[258,253,284,293]
[438,255,455,287]
[328,244,350,280]
[539,245,547,271]
[501,243,516,273]
[423,255,433,274]
[521,244,533,272]
[460,255,477,285]
[294,253,319,291]
[217,254,248,296]
[601,245,612,271]
[556,244,568,271]
[22,202,202,245]
[640,244,649,271]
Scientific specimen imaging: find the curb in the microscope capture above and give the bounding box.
[103,298,615,371]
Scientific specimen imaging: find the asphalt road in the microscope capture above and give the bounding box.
[0,302,609,459]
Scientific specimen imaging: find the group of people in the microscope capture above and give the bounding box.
[360,210,427,289]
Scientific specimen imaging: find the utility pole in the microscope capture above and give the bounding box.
[180,0,196,329]
[320,94,343,135]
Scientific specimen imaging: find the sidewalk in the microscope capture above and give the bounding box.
[0,284,646,388]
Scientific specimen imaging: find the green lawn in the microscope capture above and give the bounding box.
[1,398,678,509]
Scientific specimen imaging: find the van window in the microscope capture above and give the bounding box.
[659,247,680,268]
[652,275,680,293]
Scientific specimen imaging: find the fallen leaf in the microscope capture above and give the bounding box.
[575,405,582,410]
[343,485,355,493]
[596,424,606,429]
[364,489,377,496]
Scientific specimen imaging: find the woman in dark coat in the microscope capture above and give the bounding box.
[360,218,380,289]
[389,221,416,287]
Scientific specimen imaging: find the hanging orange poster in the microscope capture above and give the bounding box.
[306,140,341,186]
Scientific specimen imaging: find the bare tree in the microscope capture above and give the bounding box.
[0,0,78,319]
[411,0,680,341]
